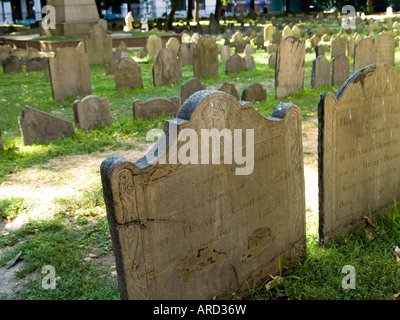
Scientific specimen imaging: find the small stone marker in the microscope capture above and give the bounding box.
[26,57,49,72]
[268,53,276,68]
[311,55,330,88]
[226,54,247,75]
[106,51,130,76]
[264,24,276,41]
[18,105,75,145]
[374,33,395,66]
[318,64,400,243]
[181,78,206,104]
[242,83,267,102]
[220,45,231,61]
[2,55,22,74]
[193,35,218,78]
[330,37,347,59]
[353,36,376,73]
[178,43,196,66]
[133,97,180,119]
[275,36,305,99]
[84,23,113,65]
[166,37,181,56]
[153,48,182,87]
[49,47,92,101]
[146,35,163,59]
[115,56,143,92]
[101,90,305,300]
[331,53,349,87]
[218,82,239,100]
[73,95,112,131]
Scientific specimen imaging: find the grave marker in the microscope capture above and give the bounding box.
[133,97,180,119]
[193,35,218,78]
[153,48,182,87]
[115,56,143,91]
[73,95,112,131]
[181,78,206,104]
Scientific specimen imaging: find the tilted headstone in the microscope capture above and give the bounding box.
[73,95,112,131]
[353,37,376,73]
[26,57,49,72]
[115,56,143,92]
[146,35,163,59]
[218,82,239,100]
[178,43,196,66]
[226,54,247,75]
[330,37,347,59]
[18,105,75,145]
[49,47,92,101]
[181,78,206,104]
[220,45,231,61]
[331,53,349,87]
[275,36,305,100]
[153,48,182,87]
[193,35,218,78]
[166,37,181,56]
[2,55,22,74]
[100,90,306,300]
[133,96,180,119]
[242,83,267,102]
[318,64,400,244]
[374,33,395,66]
[311,55,330,89]
[84,23,113,65]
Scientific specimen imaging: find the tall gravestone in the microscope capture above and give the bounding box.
[331,53,349,87]
[84,23,113,65]
[115,57,143,92]
[311,55,330,89]
[318,64,400,243]
[353,37,376,73]
[181,78,206,104]
[101,90,306,300]
[178,43,196,66]
[275,36,305,100]
[153,48,182,87]
[193,35,219,78]
[49,47,92,101]
[374,33,395,66]
[73,95,112,131]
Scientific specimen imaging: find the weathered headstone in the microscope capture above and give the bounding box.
[18,105,75,145]
[146,35,163,59]
[2,55,22,74]
[235,39,250,54]
[84,23,113,65]
[311,55,330,89]
[73,95,112,131]
[330,37,347,59]
[179,43,196,66]
[263,24,276,42]
[242,83,267,102]
[133,96,180,119]
[166,37,181,56]
[218,82,239,100]
[115,56,143,92]
[49,47,92,101]
[100,90,305,300]
[106,51,130,76]
[153,48,182,87]
[226,54,247,75]
[318,64,400,244]
[331,53,349,87]
[374,33,395,66]
[181,78,206,104]
[26,57,49,72]
[275,36,305,100]
[268,53,277,68]
[353,36,376,73]
[244,55,256,70]
[220,45,231,61]
[193,35,218,78]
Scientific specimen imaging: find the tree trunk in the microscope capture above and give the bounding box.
[187,0,193,20]
[215,0,222,22]
[194,0,199,23]
[168,4,177,31]
[286,0,290,12]
[367,0,373,14]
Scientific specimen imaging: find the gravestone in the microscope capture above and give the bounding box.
[374,33,395,66]
[232,31,243,42]
[264,24,276,41]
[2,55,22,74]
[26,57,49,72]
[18,105,75,145]
[100,90,306,300]
[235,40,250,54]
[193,35,218,78]
[244,55,256,70]
[347,37,355,57]
[115,56,143,92]
[146,35,163,59]
[311,55,330,89]
[181,78,206,104]
[309,35,320,48]
[106,51,130,76]
[331,53,349,87]
[84,23,113,65]
[191,33,201,44]
[268,53,277,68]
[315,44,329,57]
[179,43,196,66]
[153,48,182,87]
[218,82,239,100]
[166,37,181,56]
[318,64,400,244]
[73,95,112,131]
[271,30,282,44]
[226,54,247,74]
[330,37,347,59]
[275,36,305,100]
[242,83,267,102]
[282,26,293,37]
[255,34,265,50]
[49,47,92,101]
[220,45,231,61]
[133,97,180,119]
[353,37,376,73]
[292,26,301,39]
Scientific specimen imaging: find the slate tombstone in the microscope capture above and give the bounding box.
[181,78,206,104]
[330,37,347,59]
[318,64,400,244]
[84,23,113,65]
[115,56,143,92]
[49,47,92,101]
[275,36,305,100]
[101,90,306,300]
[153,48,182,87]
[146,35,163,59]
[26,57,49,72]
[178,43,196,66]
[331,53,349,87]
[226,54,247,75]
[193,35,218,78]
[353,36,376,73]
[220,45,231,61]
[311,55,330,88]
[133,97,180,119]
[218,82,239,100]
[242,83,267,102]
[2,55,22,74]
[18,105,75,145]
[374,33,395,66]
[73,95,112,131]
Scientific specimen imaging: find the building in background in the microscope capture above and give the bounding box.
[1,0,43,24]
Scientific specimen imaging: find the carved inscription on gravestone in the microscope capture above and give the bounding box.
[318,64,400,243]
[101,90,305,300]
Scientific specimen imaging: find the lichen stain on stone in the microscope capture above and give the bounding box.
[241,227,274,261]
[176,247,226,282]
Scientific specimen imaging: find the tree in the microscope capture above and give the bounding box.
[194,0,199,23]
[215,0,223,22]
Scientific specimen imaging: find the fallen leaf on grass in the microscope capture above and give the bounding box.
[265,275,285,291]
[5,251,23,269]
